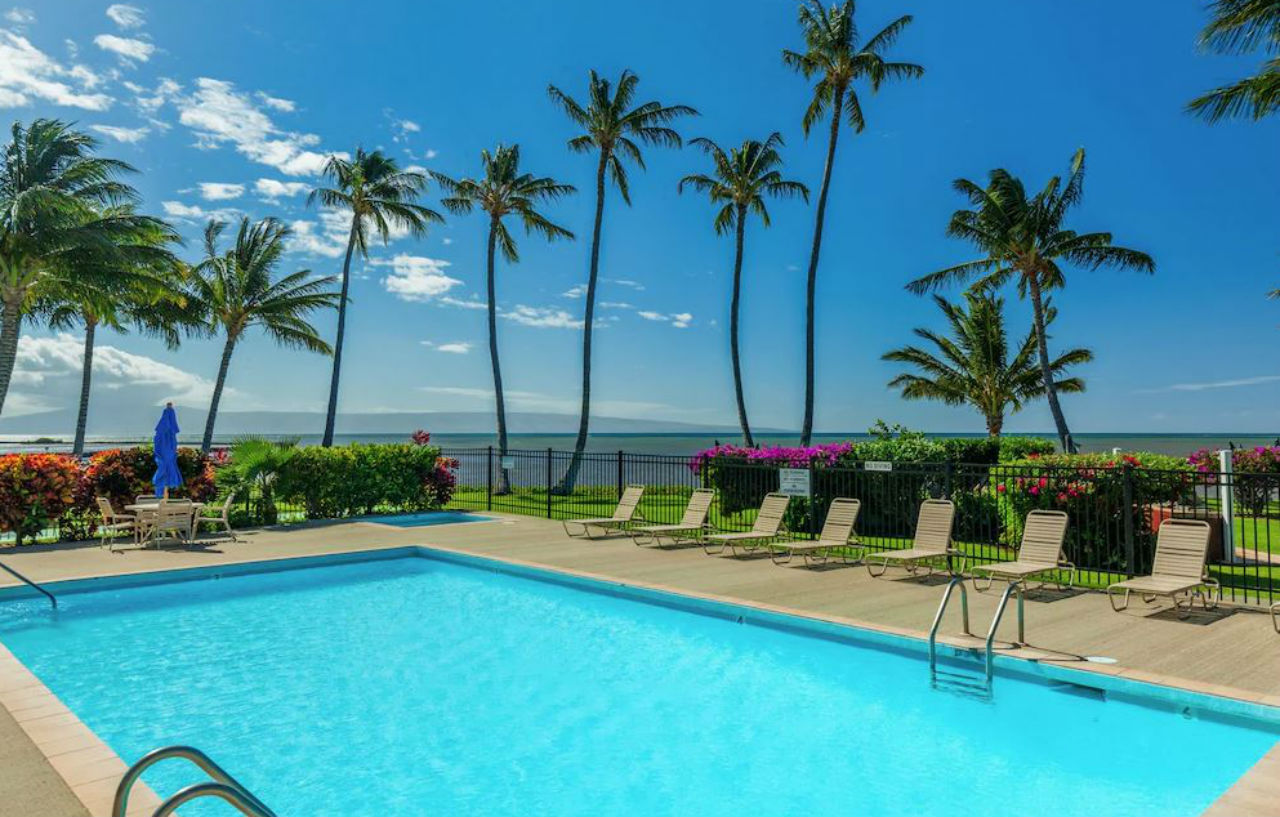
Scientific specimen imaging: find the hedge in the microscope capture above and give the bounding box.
[275,443,457,519]
[0,454,82,546]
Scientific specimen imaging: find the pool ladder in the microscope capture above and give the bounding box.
[928,576,1025,696]
[113,745,276,817]
[0,559,56,608]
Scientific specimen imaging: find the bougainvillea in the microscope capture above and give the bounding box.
[0,454,82,546]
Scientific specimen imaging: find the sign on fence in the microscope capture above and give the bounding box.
[500,456,515,471]
[778,468,812,497]
[864,461,893,472]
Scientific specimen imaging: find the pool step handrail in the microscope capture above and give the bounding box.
[984,580,1026,684]
[113,745,276,817]
[0,559,56,609]
[927,575,971,681]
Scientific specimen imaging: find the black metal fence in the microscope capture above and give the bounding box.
[441,447,1280,606]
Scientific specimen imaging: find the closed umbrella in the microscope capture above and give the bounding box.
[153,402,183,498]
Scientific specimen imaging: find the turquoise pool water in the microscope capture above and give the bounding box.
[358,511,495,527]
[1,552,1276,816]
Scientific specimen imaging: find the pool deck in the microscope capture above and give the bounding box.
[1,512,1278,816]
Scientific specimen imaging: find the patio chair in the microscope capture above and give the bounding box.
[771,498,862,566]
[146,499,194,547]
[562,485,646,539]
[1106,518,1219,617]
[95,497,139,551]
[866,499,957,578]
[195,493,239,541]
[968,510,1075,591]
[703,493,791,556]
[630,488,714,547]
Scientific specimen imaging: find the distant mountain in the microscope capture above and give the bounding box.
[0,407,767,439]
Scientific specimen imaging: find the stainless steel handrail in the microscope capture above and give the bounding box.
[984,580,1026,683]
[113,745,275,817]
[0,559,56,609]
[928,575,970,680]
[151,782,274,817]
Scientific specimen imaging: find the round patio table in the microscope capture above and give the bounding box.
[126,502,204,547]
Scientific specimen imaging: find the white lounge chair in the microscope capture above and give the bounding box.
[703,493,790,556]
[771,498,862,566]
[969,510,1074,591]
[1107,518,1219,617]
[866,499,957,577]
[562,485,645,539]
[630,489,714,547]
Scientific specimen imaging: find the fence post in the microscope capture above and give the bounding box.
[1122,462,1136,577]
[807,462,817,539]
[1218,449,1236,566]
[546,448,554,519]
[486,446,493,512]
[617,450,624,500]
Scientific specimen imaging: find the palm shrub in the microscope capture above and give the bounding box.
[219,436,298,525]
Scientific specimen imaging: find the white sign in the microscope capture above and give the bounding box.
[500,456,515,471]
[778,468,811,497]
[864,461,893,472]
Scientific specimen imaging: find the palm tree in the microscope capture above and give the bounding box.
[430,145,575,492]
[43,208,187,454]
[546,69,696,490]
[1188,0,1279,122]
[883,292,1092,436]
[678,133,808,446]
[784,0,923,445]
[906,148,1154,452]
[189,217,339,452]
[308,149,443,447]
[0,119,145,419]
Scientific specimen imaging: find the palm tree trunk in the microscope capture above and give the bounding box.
[987,414,1003,437]
[321,218,360,447]
[800,94,845,446]
[1027,273,1076,453]
[486,218,511,495]
[730,206,754,447]
[202,335,237,453]
[0,297,23,420]
[72,318,97,456]
[557,150,610,493]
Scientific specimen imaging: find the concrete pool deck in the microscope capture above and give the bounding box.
[1,512,1278,816]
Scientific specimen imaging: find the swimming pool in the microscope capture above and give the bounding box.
[356,510,497,527]
[1,549,1275,816]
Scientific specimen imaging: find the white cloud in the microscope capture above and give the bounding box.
[562,284,586,299]
[198,182,245,201]
[105,4,145,29]
[425,149,438,159]
[610,278,645,291]
[1140,375,1280,394]
[256,91,294,112]
[93,34,154,62]
[4,7,34,24]
[599,301,634,310]
[503,305,583,330]
[637,311,664,321]
[421,340,472,354]
[255,178,309,201]
[438,294,486,310]
[374,254,462,302]
[161,200,238,223]
[638,310,694,328]
[0,31,113,110]
[91,124,148,143]
[670,312,693,329]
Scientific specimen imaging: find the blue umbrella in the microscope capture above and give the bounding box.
[153,402,183,498]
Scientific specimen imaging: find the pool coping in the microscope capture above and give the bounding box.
[2,540,1278,816]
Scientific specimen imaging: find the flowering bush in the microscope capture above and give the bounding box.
[85,446,217,511]
[1189,446,1280,516]
[0,454,83,546]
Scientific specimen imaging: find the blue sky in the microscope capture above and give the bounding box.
[4,0,1278,434]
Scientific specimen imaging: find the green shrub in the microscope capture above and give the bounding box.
[275,443,456,518]
[996,436,1058,462]
[85,447,217,511]
[0,454,81,546]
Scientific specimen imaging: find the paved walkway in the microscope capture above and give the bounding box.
[1,514,1277,815]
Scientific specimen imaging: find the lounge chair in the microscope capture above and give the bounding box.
[196,493,239,541]
[1107,518,1219,617]
[866,499,957,577]
[968,510,1075,591]
[630,489,714,547]
[1272,602,1279,634]
[146,499,194,547]
[703,493,790,556]
[771,498,862,566]
[95,497,139,551]
[563,484,645,539]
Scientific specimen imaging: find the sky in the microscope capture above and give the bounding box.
[3,0,1278,435]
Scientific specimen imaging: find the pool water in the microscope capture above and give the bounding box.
[357,511,495,527]
[1,553,1275,816]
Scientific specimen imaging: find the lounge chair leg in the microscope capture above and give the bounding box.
[771,549,792,566]
[867,558,889,578]
[1107,586,1130,612]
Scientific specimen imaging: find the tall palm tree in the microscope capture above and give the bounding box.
[189,217,339,452]
[546,69,696,490]
[43,208,187,454]
[784,0,923,445]
[0,119,144,419]
[906,148,1154,452]
[1188,0,1279,122]
[883,292,1092,436]
[678,133,809,446]
[430,145,575,492]
[308,149,443,447]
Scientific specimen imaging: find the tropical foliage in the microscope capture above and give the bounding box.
[1188,0,1280,122]
[309,149,443,447]
[883,292,1092,436]
[907,149,1154,453]
[783,0,923,444]
[0,453,81,546]
[679,133,808,446]
[83,445,217,511]
[275,443,457,518]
